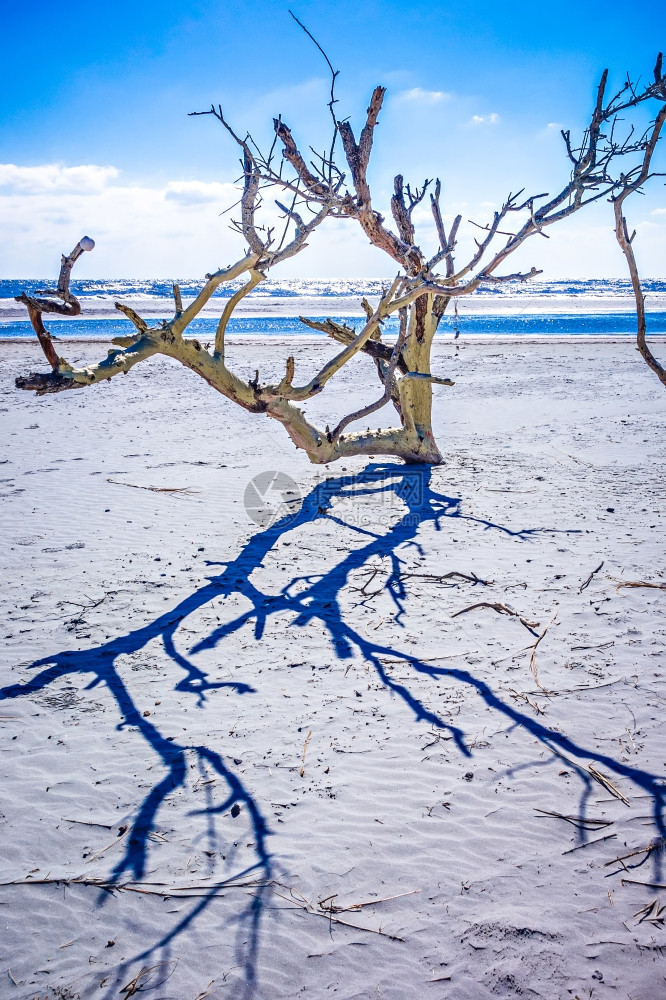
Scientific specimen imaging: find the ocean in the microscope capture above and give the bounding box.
[2,277,666,339]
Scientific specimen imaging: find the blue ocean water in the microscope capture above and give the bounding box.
[2,277,665,338]
[3,276,666,300]
[1,313,666,339]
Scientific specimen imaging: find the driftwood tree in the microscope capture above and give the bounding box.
[612,54,666,387]
[16,42,666,463]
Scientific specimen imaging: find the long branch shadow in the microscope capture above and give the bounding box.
[1,462,663,996]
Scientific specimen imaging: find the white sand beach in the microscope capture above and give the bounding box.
[1,337,665,999]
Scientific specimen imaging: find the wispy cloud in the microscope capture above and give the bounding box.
[0,163,119,194]
[467,113,500,126]
[165,180,236,205]
[396,87,452,104]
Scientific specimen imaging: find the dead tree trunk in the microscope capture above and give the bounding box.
[611,56,666,388]
[15,50,666,464]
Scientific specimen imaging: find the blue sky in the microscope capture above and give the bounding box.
[1,0,664,278]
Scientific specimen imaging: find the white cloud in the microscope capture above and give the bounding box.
[468,113,500,126]
[0,163,243,275]
[0,163,119,194]
[396,87,451,104]
[165,180,236,205]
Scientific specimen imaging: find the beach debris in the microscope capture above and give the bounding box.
[604,838,665,871]
[106,478,198,495]
[509,689,546,715]
[0,873,269,898]
[451,601,539,633]
[545,748,630,804]
[401,570,492,586]
[562,833,617,855]
[528,615,557,692]
[299,729,313,777]
[120,961,177,998]
[620,878,666,890]
[632,899,666,926]
[534,808,613,830]
[579,561,604,593]
[85,824,129,863]
[273,884,410,941]
[612,578,666,591]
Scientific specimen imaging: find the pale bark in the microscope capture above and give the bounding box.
[611,80,666,387]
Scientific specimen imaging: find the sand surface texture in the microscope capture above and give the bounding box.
[1,339,665,999]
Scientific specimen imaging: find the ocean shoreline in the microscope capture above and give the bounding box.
[3,333,666,346]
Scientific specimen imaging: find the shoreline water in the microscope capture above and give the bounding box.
[3,293,666,320]
[3,333,666,346]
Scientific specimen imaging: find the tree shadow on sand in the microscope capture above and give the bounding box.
[1,462,664,997]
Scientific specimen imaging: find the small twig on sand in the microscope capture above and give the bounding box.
[632,899,666,925]
[106,478,198,495]
[509,689,545,715]
[534,808,613,829]
[588,763,630,805]
[562,833,617,855]
[318,888,420,913]
[451,601,539,633]
[579,561,604,593]
[529,615,557,691]
[0,874,268,897]
[604,838,665,868]
[275,886,406,941]
[546,748,630,805]
[85,825,129,863]
[621,878,666,890]
[612,578,666,591]
[120,961,177,998]
[61,592,116,612]
[300,729,313,778]
[62,818,113,829]
[401,570,492,586]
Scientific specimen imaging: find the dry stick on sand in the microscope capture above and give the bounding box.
[621,878,666,890]
[400,570,493,586]
[529,615,557,692]
[604,838,665,868]
[562,833,617,855]
[534,808,613,830]
[546,748,630,805]
[120,961,177,999]
[579,561,604,593]
[613,579,666,591]
[317,888,420,913]
[451,601,539,632]
[632,900,666,926]
[106,479,198,495]
[275,886,406,941]
[0,874,268,897]
[451,601,555,691]
[299,729,313,777]
[350,568,492,596]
